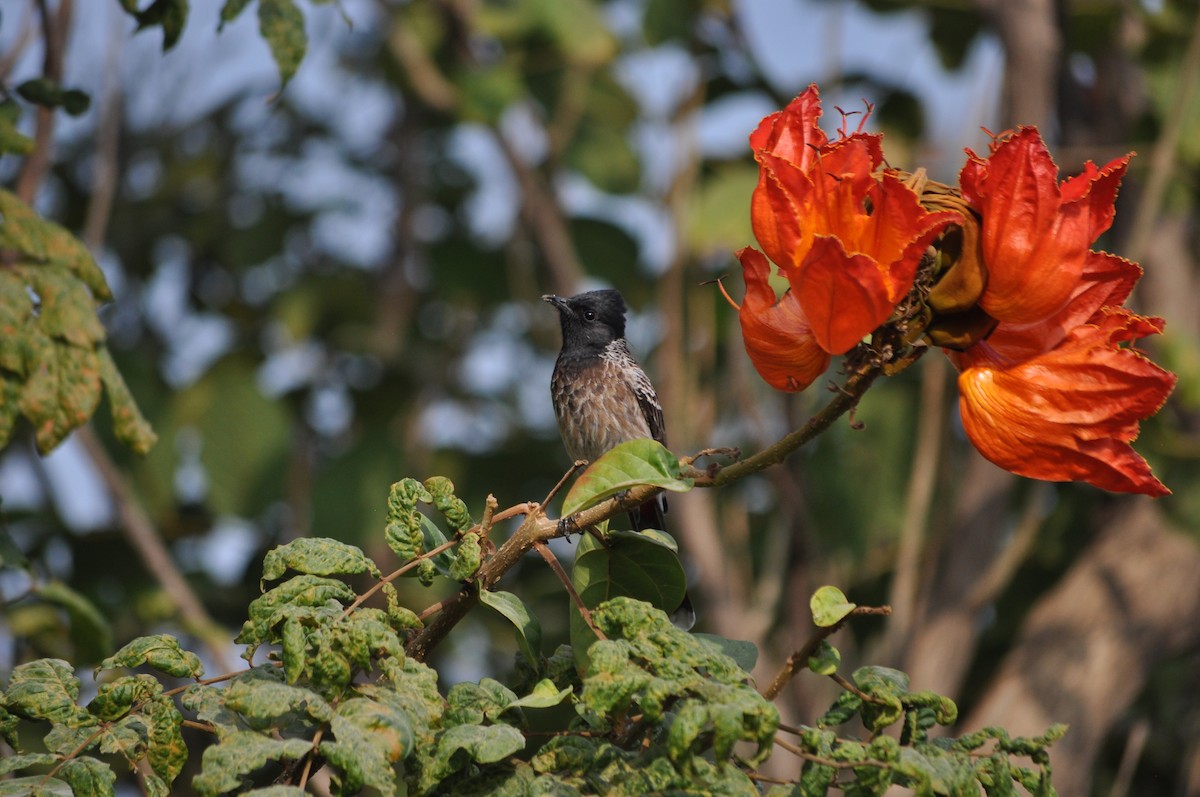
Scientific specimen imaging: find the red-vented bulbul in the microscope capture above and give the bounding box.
[543,289,667,533]
[543,290,694,626]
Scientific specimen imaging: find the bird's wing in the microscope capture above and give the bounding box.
[605,341,666,446]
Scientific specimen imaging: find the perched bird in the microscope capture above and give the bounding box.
[544,289,694,627]
[543,289,667,533]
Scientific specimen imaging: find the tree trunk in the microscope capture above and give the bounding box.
[964,501,1200,794]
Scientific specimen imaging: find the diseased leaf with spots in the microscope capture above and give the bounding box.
[4,658,92,727]
[96,634,204,679]
[810,585,857,627]
[434,724,526,777]
[59,756,116,797]
[192,732,314,797]
[318,698,414,797]
[0,776,73,796]
[88,674,162,720]
[261,537,380,585]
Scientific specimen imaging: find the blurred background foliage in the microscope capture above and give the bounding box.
[2,0,1199,794]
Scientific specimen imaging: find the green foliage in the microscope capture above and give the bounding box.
[810,585,857,627]
[0,189,155,455]
[562,439,694,517]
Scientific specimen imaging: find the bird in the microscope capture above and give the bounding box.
[543,289,694,627]
[543,289,667,533]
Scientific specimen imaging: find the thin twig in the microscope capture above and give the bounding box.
[478,495,499,539]
[761,605,891,701]
[533,540,606,641]
[772,735,891,770]
[340,537,461,618]
[541,461,587,513]
[16,0,73,203]
[299,727,324,791]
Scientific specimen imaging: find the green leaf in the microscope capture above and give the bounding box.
[0,111,34,156]
[36,580,113,663]
[693,633,759,673]
[238,574,356,647]
[192,732,314,797]
[16,78,64,108]
[222,677,334,726]
[145,695,187,784]
[510,679,572,710]
[435,724,526,776]
[807,640,841,675]
[219,0,254,27]
[0,753,60,775]
[318,698,414,797]
[60,90,91,117]
[4,658,92,726]
[60,756,116,797]
[810,585,857,627]
[96,634,204,679]
[445,678,520,727]
[88,674,162,720]
[448,531,481,581]
[258,0,308,87]
[0,777,73,796]
[133,0,190,50]
[94,715,145,760]
[96,348,157,455]
[479,589,543,670]
[562,439,693,517]
[261,537,380,585]
[180,683,243,739]
[424,475,472,531]
[242,788,311,797]
[570,529,687,670]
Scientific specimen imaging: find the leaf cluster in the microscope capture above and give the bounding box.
[0,190,155,454]
[0,456,1065,795]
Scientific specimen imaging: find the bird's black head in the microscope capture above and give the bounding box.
[543,289,628,352]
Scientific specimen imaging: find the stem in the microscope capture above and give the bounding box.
[533,540,606,641]
[703,363,883,488]
[761,605,891,701]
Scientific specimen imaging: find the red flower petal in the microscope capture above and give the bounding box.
[959,128,1132,325]
[983,250,1143,361]
[787,173,956,353]
[749,84,827,172]
[731,247,831,392]
[954,308,1176,496]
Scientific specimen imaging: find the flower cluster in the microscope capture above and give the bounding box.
[727,85,1176,496]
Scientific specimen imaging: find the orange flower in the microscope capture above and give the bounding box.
[959,127,1130,325]
[948,127,1174,496]
[747,85,956,354]
[953,308,1176,496]
[725,247,830,392]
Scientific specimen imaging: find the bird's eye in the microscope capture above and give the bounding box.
[583,310,597,321]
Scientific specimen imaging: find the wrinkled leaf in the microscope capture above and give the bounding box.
[318,698,413,796]
[4,658,92,726]
[96,634,203,679]
[59,757,116,797]
[0,777,73,796]
[435,724,526,776]
[261,537,379,585]
[808,640,841,675]
[192,732,314,797]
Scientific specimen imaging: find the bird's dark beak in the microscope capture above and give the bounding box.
[542,294,569,312]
